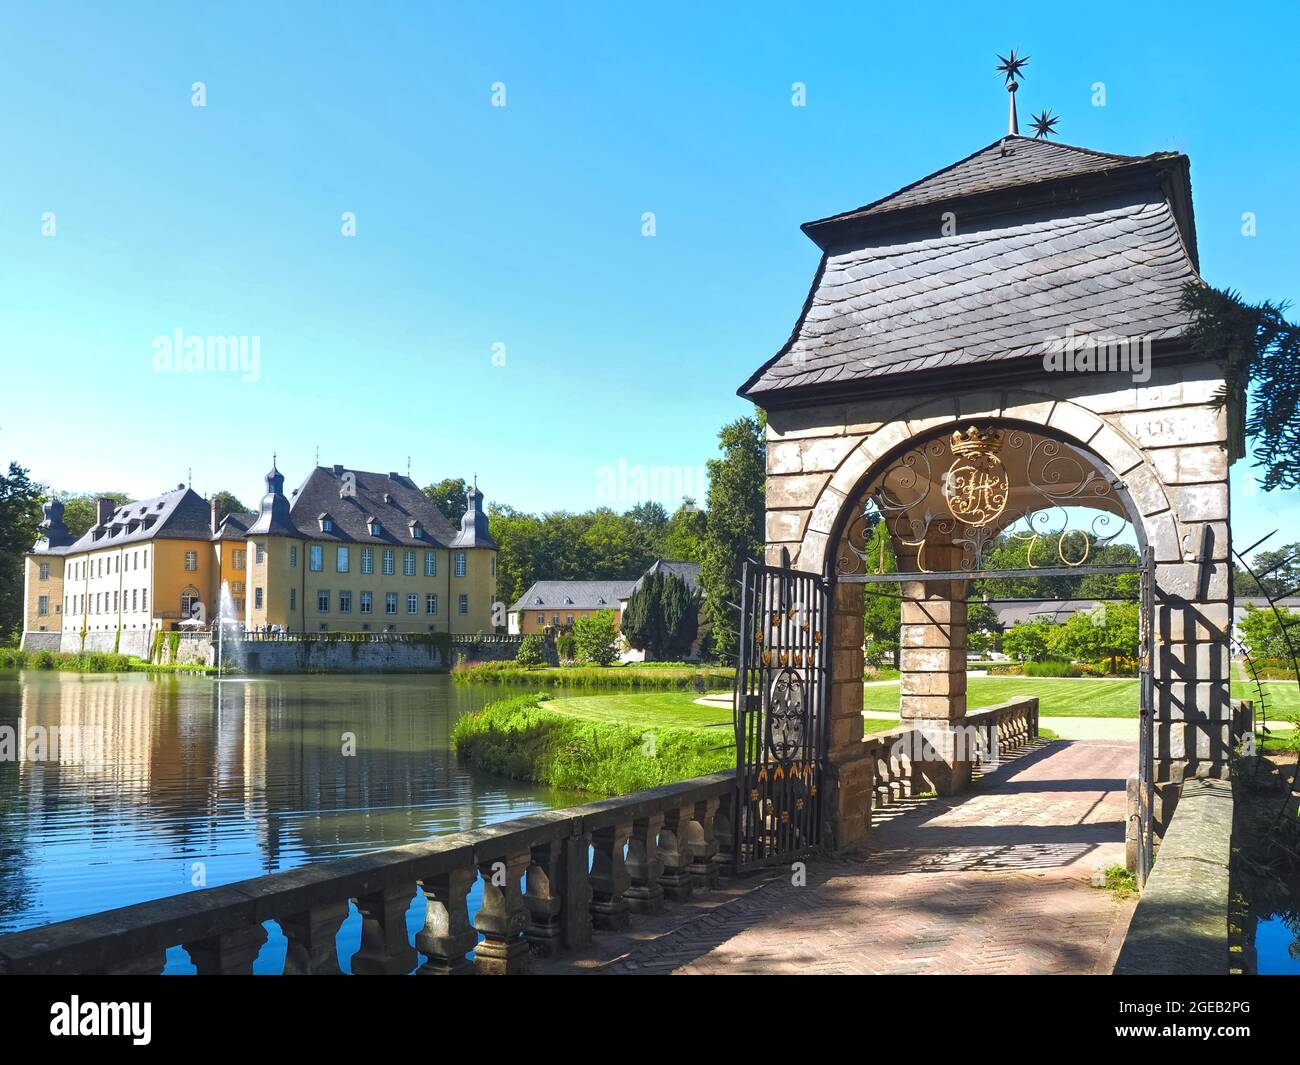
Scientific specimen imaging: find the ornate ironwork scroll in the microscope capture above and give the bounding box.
[836,424,1134,577]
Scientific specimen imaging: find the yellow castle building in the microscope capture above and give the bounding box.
[21,463,498,655]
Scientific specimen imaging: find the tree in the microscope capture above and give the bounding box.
[659,499,707,564]
[515,633,546,667]
[621,571,700,661]
[1240,604,1299,662]
[1235,542,1300,599]
[861,518,900,667]
[0,464,45,642]
[56,491,130,539]
[573,609,619,666]
[423,478,469,527]
[1001,619,1055,662]
[967,600,1003,656]
[211,490,249,517]
[1182,283,1300,491]
[700,416,765,661]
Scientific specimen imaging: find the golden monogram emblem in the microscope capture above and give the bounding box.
[943,426,1009,528]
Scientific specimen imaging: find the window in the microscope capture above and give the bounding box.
[289,545,297,568]
[310,545,323,571]
[143,549,148,568]
[360,591,373,614]
[257,543,266,564]
[361,548,374,574]
[289,588,295,610]
[318,590,330,613]
[39,563,49,581]
[339,591,352,613]
[185,550,198,571]
[336,546,350,573]
[424,551,436,577]
[455,552,467,577]
[38,595,48,616]
[385,592,398,614]
[491,556,496,577]
[426,594,438,615]
[382,549,395,575]
[459,595,469,615]
[255,587,264,609]
[181,588,201,618]
[566,614,574,626]
[403,550,416,577]
[537,613,545,625]
[232,550,246,571]
[406,593,418,614]
[132,589,138,611]
[552,614,559,626]
[113,591,119,612]
[142,590,147,612]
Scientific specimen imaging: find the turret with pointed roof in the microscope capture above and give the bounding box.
[247,459,300,537]
[450,482,497,550]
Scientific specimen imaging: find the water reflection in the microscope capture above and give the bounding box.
[0,670,567,946]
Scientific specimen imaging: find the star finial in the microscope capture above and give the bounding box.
[995,48,1029,86]
[1029,109,1060,139]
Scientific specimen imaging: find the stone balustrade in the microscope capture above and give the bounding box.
[0,773,733,976]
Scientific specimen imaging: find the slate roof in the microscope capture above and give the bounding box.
[214,511,256,540]
[741,136,1201,400]
[623,560,701,598]
[284,466,460,547]
[511,580,636,613]
[807,136,1170,228]
[46,486,217,554]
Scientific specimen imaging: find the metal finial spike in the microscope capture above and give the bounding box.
[1029,109,1060,139]
[995,49,1028,136]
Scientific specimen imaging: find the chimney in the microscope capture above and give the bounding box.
[95,497,114,527]
[211,498,221,534]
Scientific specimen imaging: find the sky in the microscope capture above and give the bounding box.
[0,1,1296,563]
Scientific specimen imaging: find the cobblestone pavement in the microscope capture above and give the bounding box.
[536,739,1137,975]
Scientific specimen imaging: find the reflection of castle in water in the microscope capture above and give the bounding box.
[6,674,539,888]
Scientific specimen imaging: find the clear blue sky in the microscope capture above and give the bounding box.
[1,1,1295,562]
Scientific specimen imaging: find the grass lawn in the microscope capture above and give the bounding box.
[544,691,902,735]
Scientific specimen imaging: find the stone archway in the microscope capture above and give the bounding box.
[764,385,1232,851]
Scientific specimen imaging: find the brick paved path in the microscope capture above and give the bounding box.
[536,739,1136,975]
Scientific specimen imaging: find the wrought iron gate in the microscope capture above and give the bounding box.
[1136,545,1156,884]
[733,557,829,871]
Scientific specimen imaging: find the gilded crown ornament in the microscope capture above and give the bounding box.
[943,425,1010,528]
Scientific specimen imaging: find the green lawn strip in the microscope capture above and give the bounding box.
[452,661,733,690]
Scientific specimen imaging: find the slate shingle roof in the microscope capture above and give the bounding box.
[810,136,1168,227]
[284,466,460,547]
[511,580,636,613]
[744,197,1199,394]
[57,487,216,553]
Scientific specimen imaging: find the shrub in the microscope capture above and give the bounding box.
[1022,660,1080,678]
[556,634,577,662]
[573,610,619,667]
[515,634,546,668]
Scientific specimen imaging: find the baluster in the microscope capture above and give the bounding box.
[562,829,593,949]
[524,839,564,956]
[589,820,632,929]
[416,864,477,975]
[351,884,417,975]
[625,812,665,913]
[281,900,347,975]
[658,805,694,901]
[687,796,720,890]
[712,793,735,880]
[474,849,530,975]
[184,925,268,975]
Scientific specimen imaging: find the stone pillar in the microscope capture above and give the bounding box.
[184,925,268,975]
[474,850,531,975]
[281,901,347,975]
[658,805,695,901]
[589,821,632,929]
[351,885,418,975]
[823,581,874,849]
[898,542,970,795]
[625,813,665,914]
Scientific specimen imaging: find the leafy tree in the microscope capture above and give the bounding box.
[700,416,765,661]
[0,464,45,642]
[861,518,900,667]
[967,600,1003,656]
[579,509,655,579]
[659,499,707,564]
[621,571,700,661]
[56,491,130,539]
[1001,619,1056,663]
[1182,283,1300,491]
[211,490,249,517]
[573,609,619,666]
[515,633,546,667]
[1240,604,1299,661]
[423,477,469,527]
[1235,542,1300,599]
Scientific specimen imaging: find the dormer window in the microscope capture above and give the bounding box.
[318,512,334,533]
[563,596,574,605]
[367,517,383,537]
[596,596,606,605]
[409,519,423,539]
[533,596,543,606]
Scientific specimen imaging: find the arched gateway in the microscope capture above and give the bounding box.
[733,133,1241,882]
